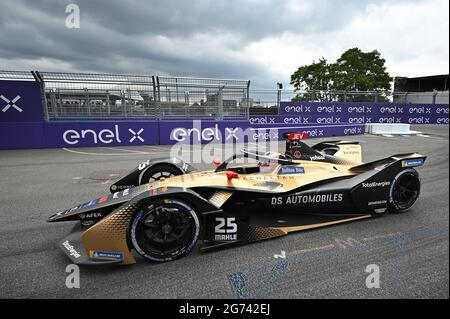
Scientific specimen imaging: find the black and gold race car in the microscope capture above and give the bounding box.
[48,132,426,265]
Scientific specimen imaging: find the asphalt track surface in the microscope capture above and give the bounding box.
[0,125,448,299]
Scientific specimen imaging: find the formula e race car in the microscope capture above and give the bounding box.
[48,132,426,265]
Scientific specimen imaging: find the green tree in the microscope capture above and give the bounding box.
[290,48,392,102]
[290,58,333,102]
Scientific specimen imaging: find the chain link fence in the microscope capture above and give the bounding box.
[34,73,250,120]
[39,72,157,119]
[248,90,449,115]
[0,70,36,81]
[156,76,250,119]
[1,71,448,120]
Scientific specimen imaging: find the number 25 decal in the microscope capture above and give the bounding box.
[215,217,237,234]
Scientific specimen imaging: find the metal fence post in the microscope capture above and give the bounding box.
[246,80,251,119]
[432,89,437,104]
[185,91,190,118]
[121,90,126,117]
[32,71,50,121]
[50,89,57,117]
[106,90,110,115]
[217,86,224,121]
[128,89,132,116]
[155,76,161,119]
[277,88,281,109]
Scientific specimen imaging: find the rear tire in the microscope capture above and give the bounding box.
[129,199,200,262]
[388,169,421,214]
[141,164,182,184]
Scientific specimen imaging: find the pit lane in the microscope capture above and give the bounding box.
[0,125,448,298]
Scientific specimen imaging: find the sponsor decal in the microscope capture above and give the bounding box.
[182,162,190,172]
[283,116,309,124]
[317,105,342,113]
[79,212,102,219]
[172,124,222,142]
[150,187,170,196]
[52,204,83,219]
[402,159,424,168]
[347,105,371,114]
[316,116,341,124]
[111,188,130,199]
[380,106,404,114]
[368,200,388,206]
[63,125,122,145]
[249,116,276,125]
[62,240,81,259]
[112,185,134,191]
[62,125,144,145]
[82,199,98,208]
[344,126,364,135]
[98,195,109,203]
[283,104,312,114]
[362,181,391,188]
[378,117,402,124]
[1,95,22,113]
[343,150,360,155]
[129,128,144,143]
[278,166,305,175]
[271,193,344,205]
[408,106,431,114]
[309,155,326,161]
[214,217,238,241]
[254,181,284,190]
[374,208,387,214]
[408,117,431,124]
[89,250,124,261]
[243,175,275,181]
[138,160,151,170]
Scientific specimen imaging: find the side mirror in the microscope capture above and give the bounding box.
[226,171,239,181]
[213,159,221,168]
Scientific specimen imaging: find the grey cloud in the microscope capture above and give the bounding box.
[0,0,432,88]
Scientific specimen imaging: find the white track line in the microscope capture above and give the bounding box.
[62,148,138,156]
[103,147,150,154]
[141,145,173,151]
[62,147,198,156]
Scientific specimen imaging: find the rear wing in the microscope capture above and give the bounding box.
[350,153,426,173]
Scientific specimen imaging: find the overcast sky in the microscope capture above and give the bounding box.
[0,0,448,88]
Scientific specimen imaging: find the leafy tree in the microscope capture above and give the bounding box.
[290,48,392,102]
[290,58,333,102]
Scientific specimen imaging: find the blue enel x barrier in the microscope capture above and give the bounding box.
[0,80,448,149]
[1,120,365,149]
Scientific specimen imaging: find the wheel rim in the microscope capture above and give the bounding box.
[147,171,173,183]
[392,173,420,210]
[136,204,196,257]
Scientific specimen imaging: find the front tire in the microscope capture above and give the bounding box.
[129,199,200,262]
[389,169,421,213]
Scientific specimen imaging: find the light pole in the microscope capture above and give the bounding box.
[276,82,283,109]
